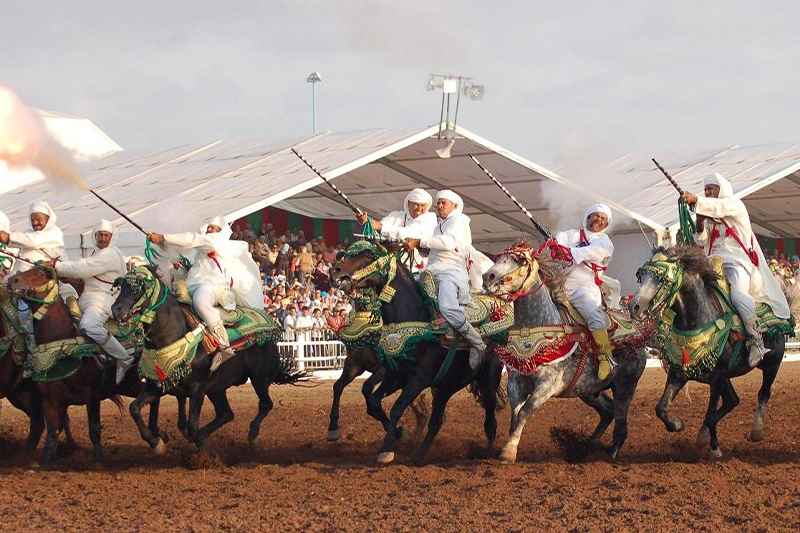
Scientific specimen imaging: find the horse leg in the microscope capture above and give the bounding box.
[195,391,234,447]
[413,386,454,463]
[656,368,688,432]
[176,395,189,440]
[751,357,780,442]
[477,356,503,449]
[129,385,166,453]
[702,376,724,458]
[187,392,206,446]
[6,391,45,451]
[147,396,169,444]
[607,351,646,459]
[328,356,363,441]
[61,410,76,448]
[364,369,408,441]
[500,375,557,463]
[580,392,614,443]
[377,375,427,464]
[408,391,431,441]
[247,375,274,445]
[40,401,63,471]
[87,399,104,463]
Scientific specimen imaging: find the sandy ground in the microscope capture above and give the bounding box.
[1,362,800,532]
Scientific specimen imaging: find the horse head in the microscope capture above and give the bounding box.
[7,263,58,302]
[483,243,541,298]
[112,264,160,323]
[630,246,718,320]
[330,240,400,294]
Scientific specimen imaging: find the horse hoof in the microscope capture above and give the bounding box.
[696,426,710,448]
[377,452,395,464]
[248,435,262,446]
[152,438,166,455]
[750,426,764,443]
[327,428,342,441]
[499,445,517,463]
[667,419,685,432]
[709,447,722,459]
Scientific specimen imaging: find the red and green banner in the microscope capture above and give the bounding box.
[756,235,800,258]
[233,206,358,245]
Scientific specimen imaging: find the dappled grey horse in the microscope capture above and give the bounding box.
[483,245,647,462]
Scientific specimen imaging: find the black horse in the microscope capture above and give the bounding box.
[630,246,792,458]
[112,265,305,453]
[330,241,504,464]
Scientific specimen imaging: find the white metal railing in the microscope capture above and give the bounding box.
[278,328,347,371]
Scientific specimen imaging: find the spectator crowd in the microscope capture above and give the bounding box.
[232,221,355,341]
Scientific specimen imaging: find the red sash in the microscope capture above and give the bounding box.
[207,251,234,288]
[707,219,759,266]
[579,229,607,287]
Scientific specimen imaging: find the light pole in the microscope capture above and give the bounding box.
[306,71,322,134]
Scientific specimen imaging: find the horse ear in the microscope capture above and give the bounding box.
[146,264,158,275]
[112,276,124,289]
[383,241,403,255]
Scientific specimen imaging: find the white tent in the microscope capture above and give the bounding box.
[0,123,649,261]
[0,109,122,195]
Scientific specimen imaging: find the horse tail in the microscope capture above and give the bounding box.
[108,395,127,417]
[467,359,508,412]
[269,343,312,386]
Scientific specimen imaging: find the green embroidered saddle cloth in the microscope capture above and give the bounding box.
[656,257,794,379]
[25,330,139,383]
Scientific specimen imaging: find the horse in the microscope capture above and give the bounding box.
[482,243,647,462]
[0,291,76,451]
[330,240,504,464]
[111,265,306,453]
[6,264,149,469]
[630,246,793,458]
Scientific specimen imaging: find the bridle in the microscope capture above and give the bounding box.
[11,265,61,321]
[339,240,399,305]
[489,243,544,302]
[635,253,684,317]
[115,266,168,335]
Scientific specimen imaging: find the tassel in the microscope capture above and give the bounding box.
[682,348,690,367]
[156,364,166,382]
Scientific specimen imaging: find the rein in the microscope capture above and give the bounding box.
[490,243,542,302]
[117,267,169,340]
[636,254,684,317]
[16,276,60,321]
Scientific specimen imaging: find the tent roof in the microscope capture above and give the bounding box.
[0,123,650,245]
[563,143,800,238]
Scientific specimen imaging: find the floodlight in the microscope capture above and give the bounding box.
[442,78,458,94]
[426,76,437,91]
[307,71,322,83]
[467,84,485,100]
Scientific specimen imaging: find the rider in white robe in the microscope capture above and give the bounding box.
[684,173,790,367]
[555,204,615,380]
[149,216,263,373]
[356,188,437,274]
[407,190,487,369]
[55,220,132,384]
[0,201,78,336]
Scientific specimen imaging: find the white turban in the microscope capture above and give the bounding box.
[703,172,733,198]
[404,188,432,216]
[93,219,114,246]
[0,211,9,233]
[583,203,612,233]
[436,190,464,219]
[201,216,233,239]
[29,201,56,230]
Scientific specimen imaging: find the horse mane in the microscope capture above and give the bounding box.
[655,245,720,286]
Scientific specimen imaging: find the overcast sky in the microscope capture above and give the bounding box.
[3,1,800,167]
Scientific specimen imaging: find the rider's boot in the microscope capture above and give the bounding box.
[590,328,614,380]
[744,318,768,368]
[99,334,136,385]
[459,322,487,370]
[209,322,235,373]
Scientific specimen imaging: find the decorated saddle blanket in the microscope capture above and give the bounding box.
[374,271,515,370]
[496,309,653,375]
[172,280,282,353]
[338,311,383,352]
[24,333,140,383]
[653,256,794,380]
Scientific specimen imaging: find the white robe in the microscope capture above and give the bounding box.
[694,194,789,319]
[163,231,263,310]
[56,246,127,310]
[380,210,437,272]
[421,211,473,327]
[555,228,614,330]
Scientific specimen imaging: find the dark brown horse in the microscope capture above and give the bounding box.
[6,265,155,469]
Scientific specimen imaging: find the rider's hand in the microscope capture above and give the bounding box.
[148,232,165,244]
[356,212,369,226]
[404,238,420,253]
[681,191,698,206]
[0,231,8,245]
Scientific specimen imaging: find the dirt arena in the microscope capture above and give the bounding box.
[2,363,800,533]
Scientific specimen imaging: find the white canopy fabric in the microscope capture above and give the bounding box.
[557,144,800,240]
[1,123,647,257]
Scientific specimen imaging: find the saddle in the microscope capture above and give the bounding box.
[172,280,281,354]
